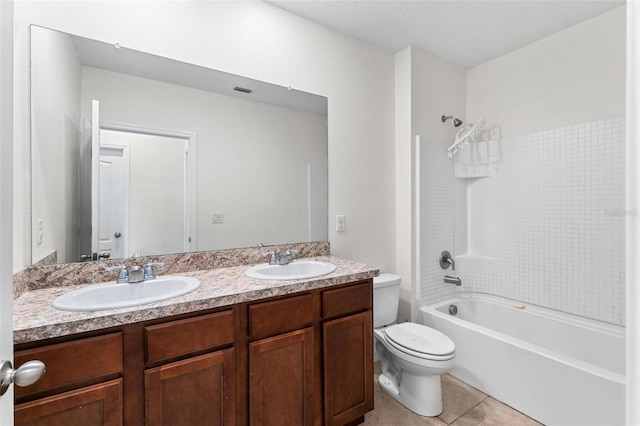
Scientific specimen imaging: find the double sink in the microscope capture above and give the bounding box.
[52,260,336,312]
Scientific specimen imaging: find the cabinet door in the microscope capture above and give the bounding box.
[249,327,314,426]
[14,379,123,426]
[323,311,373,426]
[145,348,235,426]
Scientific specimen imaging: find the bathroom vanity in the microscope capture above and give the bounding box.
[12,255,377,426]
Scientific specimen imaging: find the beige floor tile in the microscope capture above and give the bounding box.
[449,397,543,426]
[364,383,447,426]
[369,363,538,426]
[438,374,488,424]
[367,361,446,426]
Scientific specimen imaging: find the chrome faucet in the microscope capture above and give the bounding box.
[262,249,298,265]
[444,276,462,286]
[128,265,144,283]
[439,250,461,286]
[278,249,298,265]
[106,262,165,283]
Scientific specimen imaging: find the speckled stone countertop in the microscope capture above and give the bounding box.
[14,256,378,345]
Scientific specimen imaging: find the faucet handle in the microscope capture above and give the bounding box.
[262,251,279,265]
[439,251,455,271]
[144,262,166,280]
[280,249,299,264]
[105,265,129,283]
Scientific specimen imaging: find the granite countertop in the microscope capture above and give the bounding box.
[13,256,378,344]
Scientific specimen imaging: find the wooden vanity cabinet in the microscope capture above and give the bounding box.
[14,379,124,426]
[15,279,374,426]
[14,333,125,425]
[322,283,374,426]
[143,310,236,426]
[323,312,373,426]
[247,294,315,425]
[245,281,373,426]
[13,309,237,426]
[145,349,235,425]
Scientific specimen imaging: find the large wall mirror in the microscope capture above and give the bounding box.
[30,25,328,266]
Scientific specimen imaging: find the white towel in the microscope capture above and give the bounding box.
[455,138,501,178]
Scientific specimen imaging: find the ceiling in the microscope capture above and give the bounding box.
[267,0,624,69]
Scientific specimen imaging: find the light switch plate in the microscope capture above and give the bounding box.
[212,212,224,224]
[37,219,44,245]
[336,215,346,232]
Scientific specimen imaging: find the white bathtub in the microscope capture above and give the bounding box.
[420,292,625,426]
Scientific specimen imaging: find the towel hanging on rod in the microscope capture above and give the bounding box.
[447,117,486,158]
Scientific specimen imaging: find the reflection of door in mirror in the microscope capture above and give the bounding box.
[99,144,129,259]
[95,128,195,259]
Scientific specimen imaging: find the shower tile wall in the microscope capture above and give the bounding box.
[457,117,626,325]
[418,136,457,304]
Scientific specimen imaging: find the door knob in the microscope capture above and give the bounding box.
[114,232,121,238]
[0,360,46,395]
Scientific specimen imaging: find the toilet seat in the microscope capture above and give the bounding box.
[383,323,455,361]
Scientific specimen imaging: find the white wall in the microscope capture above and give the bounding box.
[14,1,396,272]
[466,6,625,138]
[460,6,626,324]
[394,48,411,321]
[395,47,466,320]
[30,25,81,264]
[410,49,466,310]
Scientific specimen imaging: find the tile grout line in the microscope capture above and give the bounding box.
[442,394,489,425]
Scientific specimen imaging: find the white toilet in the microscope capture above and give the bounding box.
[373,273,455,417]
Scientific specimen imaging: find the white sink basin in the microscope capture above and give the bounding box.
[52,276,200,312]
[246,260,336,280]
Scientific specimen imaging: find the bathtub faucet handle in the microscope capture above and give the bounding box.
[439,251,455,271]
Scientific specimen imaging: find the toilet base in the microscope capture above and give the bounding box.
[378,372,444,417]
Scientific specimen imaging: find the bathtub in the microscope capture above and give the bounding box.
[420,292,625,426]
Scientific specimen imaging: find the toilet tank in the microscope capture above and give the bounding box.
[373,273,401,328]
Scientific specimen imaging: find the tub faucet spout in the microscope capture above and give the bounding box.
[444,275,462,286]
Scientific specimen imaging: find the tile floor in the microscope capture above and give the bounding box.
[364,363,542,425]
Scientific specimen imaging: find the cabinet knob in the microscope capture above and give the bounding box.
[0,359,46,395]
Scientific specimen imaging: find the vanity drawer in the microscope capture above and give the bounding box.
[14,333,123,399]
[249,294,313,338]
[145,310,234,364]
[322,281,372,319]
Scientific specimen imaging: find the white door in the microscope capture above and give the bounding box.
[0,0,44,417]
[98,125,197,255]
[0,0,14,420]
[79,101,102,260]
[90,100,101,257]
[99,145,129,259]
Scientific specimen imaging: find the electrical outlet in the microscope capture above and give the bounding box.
[37,219,44,245]
[212,212,224,224]
[336,215,346,232]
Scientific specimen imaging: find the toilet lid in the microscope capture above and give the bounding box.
[385,323,455,356]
